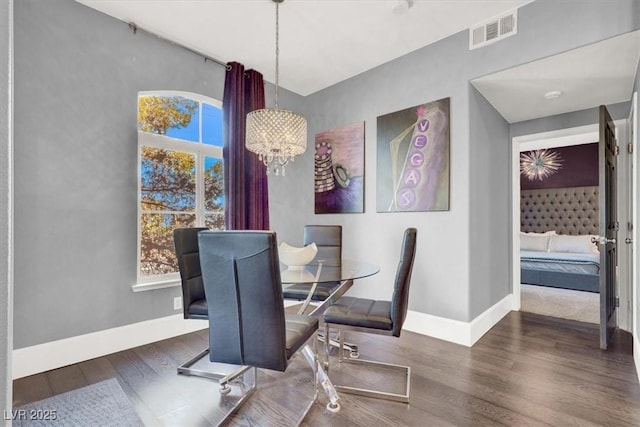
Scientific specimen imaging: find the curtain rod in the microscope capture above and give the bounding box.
[128,22,230,70]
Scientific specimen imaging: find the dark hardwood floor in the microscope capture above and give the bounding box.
[13,311,640,426]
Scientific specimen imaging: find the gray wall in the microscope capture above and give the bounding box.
[268,0,640,322]
[14,0,199,347]
[295,31,474,321]
[468,87,510,319]
[1,0,13,415]
[13,0,302,349]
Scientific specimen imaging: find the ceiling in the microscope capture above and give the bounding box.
[472,30,640,123]
[75,0,532,96]
[75,0,639,124]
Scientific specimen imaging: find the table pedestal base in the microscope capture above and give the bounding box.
[301,344,341,412]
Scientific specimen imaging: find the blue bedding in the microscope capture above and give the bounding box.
[520,251,600,293]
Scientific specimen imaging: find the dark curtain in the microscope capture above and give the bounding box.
[223,62,269,230]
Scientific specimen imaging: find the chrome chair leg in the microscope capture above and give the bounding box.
[325,324,411,404]
[217,340,324,426]
[178,348,254,392]
[317,331,359,359]
[217,365,253,394]
[177,348,217,379]
[214,367,258,427]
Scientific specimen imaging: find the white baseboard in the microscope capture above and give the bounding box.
[403,294,513,347]
[403,309,471,346]
[469,294,513,345]
[12,314,207,379]
[13,296,514,379]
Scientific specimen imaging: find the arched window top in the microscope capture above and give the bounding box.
[138,91,223,147]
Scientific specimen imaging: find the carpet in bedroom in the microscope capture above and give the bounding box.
[521,284,599,324]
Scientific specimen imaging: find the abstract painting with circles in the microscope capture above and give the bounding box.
[314,121,365,214]
[376,97,450,212]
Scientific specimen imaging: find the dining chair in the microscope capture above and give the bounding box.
[322,227,417,403]
[173,227,251,382]
[282,225,347,302]
[172,227,213,378]
[281,225,359,357]
[198,230,320,424]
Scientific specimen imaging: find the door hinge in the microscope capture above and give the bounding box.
[614,145,620,156]
[614,221,620,231]
[629,143,634,154]
[616,297,620,307]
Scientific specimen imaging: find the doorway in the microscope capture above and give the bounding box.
[511,120,632,333]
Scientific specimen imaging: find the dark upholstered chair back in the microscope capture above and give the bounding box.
[304,225,342,265]
[173,227,209,320]
[390,228,418,337]
[198,230,289,372]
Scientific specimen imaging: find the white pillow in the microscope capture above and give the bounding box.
[520,234,551,252]
[548,234,597,254]
[520,231,556,252]
[521,230,557,236]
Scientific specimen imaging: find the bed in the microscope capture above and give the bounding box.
[520,186,600,293]
[520,247,600,293]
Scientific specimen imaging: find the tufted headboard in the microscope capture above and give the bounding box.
[520,186,599,235]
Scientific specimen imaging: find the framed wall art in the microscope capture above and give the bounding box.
[314,121,365,214]
[376,97,450,212]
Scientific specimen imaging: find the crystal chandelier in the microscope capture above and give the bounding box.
[520,149,563,181]
[246,0,307,176]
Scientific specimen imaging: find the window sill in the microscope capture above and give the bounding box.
[132,279,181,292]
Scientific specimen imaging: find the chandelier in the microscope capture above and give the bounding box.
[520,149,563,181]
[246,0,307,176]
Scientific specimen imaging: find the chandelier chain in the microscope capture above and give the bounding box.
[274,1,279,108]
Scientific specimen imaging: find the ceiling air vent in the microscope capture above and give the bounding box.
[469,9,518,50]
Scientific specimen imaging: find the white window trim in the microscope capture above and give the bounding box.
[132,276,181,292]
[134,91,223,291]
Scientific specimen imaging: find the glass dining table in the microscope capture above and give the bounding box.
[280,259,380,412]
[280,259,379,315]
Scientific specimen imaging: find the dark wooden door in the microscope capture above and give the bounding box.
[599,105,618,350]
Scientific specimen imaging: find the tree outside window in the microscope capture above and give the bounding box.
[137,92,224,282]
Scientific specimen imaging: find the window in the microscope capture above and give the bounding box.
[136,91,224,288]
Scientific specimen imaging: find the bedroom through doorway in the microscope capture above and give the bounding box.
[512,119,632,332]
[519,142,600,324]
